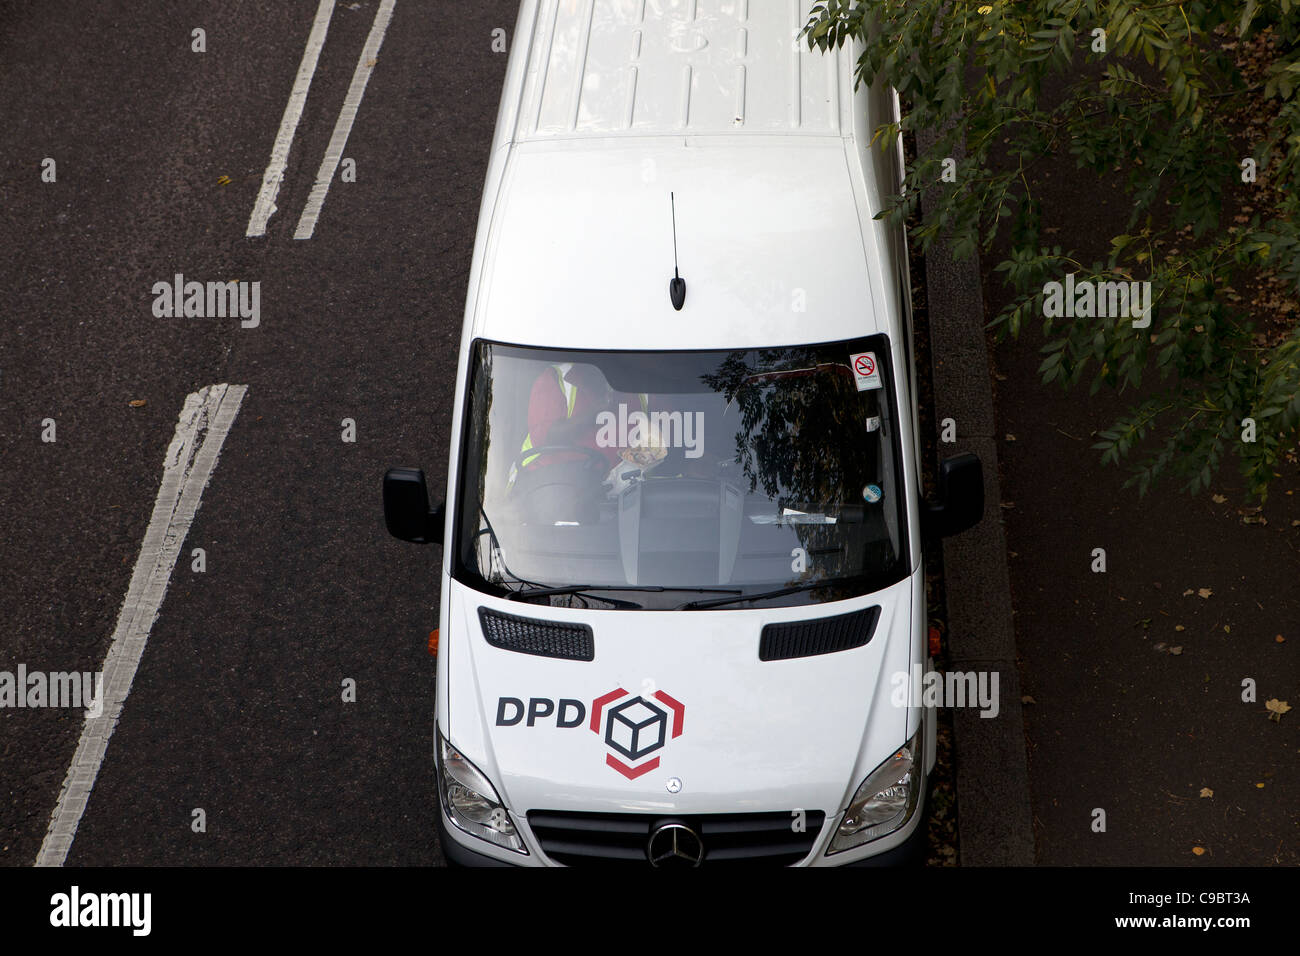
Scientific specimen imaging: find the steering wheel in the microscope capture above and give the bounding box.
[509,444,611,524]
[511,444,610,475]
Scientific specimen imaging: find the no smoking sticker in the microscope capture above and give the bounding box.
[850,351,881,391]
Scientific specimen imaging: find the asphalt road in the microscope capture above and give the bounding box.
[0,0,515,865]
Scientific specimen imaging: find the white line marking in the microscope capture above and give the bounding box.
[294,0,396,239]
[35,384,248,867]
[246,0,337,237]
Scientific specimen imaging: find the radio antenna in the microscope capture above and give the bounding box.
[669,192,686,311]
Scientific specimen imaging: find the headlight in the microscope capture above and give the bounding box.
[828,727,923,854]
[437,732,526,854]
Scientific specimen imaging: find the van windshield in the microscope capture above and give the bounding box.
[454,336,910,610]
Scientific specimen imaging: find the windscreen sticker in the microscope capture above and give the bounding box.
[850,352,882,391]
[863,484,883,504]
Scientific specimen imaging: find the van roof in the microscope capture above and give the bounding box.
[469,1,890,353]
[515,0,850,140]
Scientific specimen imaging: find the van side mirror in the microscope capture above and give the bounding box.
[383,467,445,545]
[923,453,983,539]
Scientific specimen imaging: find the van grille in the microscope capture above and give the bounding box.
[759,606,881,661]
[477,608,594,661]
[527,810,824,866]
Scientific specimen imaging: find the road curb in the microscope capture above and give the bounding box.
[917,129,1036,866]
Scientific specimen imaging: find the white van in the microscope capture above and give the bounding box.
[384,0,983,867]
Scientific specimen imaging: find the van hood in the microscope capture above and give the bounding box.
[442,574,919,817]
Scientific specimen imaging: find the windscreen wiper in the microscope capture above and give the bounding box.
[675,581,831,610]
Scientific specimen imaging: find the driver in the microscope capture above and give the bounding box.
[511,363,716,497]
[508,362,659,498]
[517,362,625,472]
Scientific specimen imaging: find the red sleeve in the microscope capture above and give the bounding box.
[528,370,566,447]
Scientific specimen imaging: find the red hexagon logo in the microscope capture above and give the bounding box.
[590,687,685,779]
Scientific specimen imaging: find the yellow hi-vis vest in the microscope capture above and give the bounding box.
[518,364,579,469]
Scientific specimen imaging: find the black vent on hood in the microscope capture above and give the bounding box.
[759,606,881,661]
[478,607,594,661]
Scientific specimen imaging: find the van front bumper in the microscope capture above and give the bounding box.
[436,791,930,868]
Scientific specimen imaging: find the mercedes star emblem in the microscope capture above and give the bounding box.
[646,822,705,868]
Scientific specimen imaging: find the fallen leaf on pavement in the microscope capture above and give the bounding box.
[1265,699,1291,722]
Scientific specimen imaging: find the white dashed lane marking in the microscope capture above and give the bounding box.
[294,0,396,239]
[246,0,337,237]
[36,384,248,867]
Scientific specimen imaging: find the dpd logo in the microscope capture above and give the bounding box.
[495,687,686,779]
[591,687,685,779]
